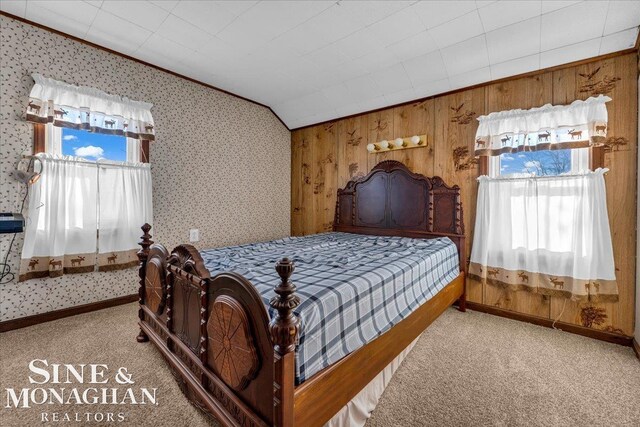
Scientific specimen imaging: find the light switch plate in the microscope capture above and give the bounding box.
[189,229,200,242]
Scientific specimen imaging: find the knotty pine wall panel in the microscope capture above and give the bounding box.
[548,55,638,335]
[313,124,338,234]
[367,109,396,170]
[337,115,369,189]
[433,87,485,304]
[291,53,638,337]
[393,101,435,177]
[291,131,304,236]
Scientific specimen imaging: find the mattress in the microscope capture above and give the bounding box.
[201,232,459,384]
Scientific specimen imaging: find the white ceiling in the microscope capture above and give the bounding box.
[1,1,639,129]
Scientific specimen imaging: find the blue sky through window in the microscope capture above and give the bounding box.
[61,128,126,161]
[500,149,572,176]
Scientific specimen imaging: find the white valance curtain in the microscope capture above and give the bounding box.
[474,95,610,156]
[26,74,155,141]
[469,169,617,302]
[19,154,152,281]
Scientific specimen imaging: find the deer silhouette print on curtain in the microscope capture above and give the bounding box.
[469,170,618,302]
[19,155,153,281]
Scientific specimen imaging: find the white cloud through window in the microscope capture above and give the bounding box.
[74,145,104,159]
[63,135,77,141]
[523,160,541,169]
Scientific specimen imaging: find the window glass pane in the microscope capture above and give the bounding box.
[499,149,572,176]
[61,128,127,161]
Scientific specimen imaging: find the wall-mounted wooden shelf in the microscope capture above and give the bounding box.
[367,134,427,154]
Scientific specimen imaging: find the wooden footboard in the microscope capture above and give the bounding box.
[136,224,299,427]
[136,223,464,427]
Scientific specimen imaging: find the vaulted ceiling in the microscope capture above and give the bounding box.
[2,1,639,129]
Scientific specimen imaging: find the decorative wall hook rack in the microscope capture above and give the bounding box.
[366,134,427,154]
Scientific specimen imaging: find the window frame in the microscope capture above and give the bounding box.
[479,146,605,177]
[33,123,150,163]
[489,147,587,178]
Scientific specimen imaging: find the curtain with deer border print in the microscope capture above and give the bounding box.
[25,74,155,140]
[474,95,610,156]
[19,154,98,281]
[19,155,153,281]
[97,161,153,271]
[469,169,618,302]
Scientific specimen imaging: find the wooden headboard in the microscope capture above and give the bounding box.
[333,160,466,272]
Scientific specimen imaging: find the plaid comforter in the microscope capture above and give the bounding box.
[201,232,459,384]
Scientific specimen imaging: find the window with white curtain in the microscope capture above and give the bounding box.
[19,75,153,281]
[469,96,618,302]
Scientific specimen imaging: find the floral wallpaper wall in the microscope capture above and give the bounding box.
[0,16,291,322]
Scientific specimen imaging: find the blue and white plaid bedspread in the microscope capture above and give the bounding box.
[201,232,459,384]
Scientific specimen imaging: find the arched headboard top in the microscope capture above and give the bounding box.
[333,160,465,271]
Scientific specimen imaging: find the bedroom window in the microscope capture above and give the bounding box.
[61,128,127,161]
[490,147,590,177]
[470,96,618,302]
[40,125,146,163]
[20,74,154,282]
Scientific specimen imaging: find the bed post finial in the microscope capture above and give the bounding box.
[270,258,299,427]
[136,223,153,343]
[269,258,301,354]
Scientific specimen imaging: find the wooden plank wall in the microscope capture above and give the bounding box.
[291,53,638,337]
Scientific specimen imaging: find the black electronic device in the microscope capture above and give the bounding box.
[0,213,25,234]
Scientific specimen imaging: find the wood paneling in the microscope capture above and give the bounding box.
[434,88,485,304]
[367,109,395,170]
[549,55,638,336]
[300,127,316,236]
[337,116,369,189]
[392,101,434,176]
[291,53,638,337]
[291,131,303,236]
[313,123,338,234]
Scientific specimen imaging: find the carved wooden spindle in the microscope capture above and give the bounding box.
[199,281,208,367]
[136,223,153,343]
[454,187,464,235]
[269,258,300,427]
[269,258,301,354]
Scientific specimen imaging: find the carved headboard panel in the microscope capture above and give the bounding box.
[334,160,465,271]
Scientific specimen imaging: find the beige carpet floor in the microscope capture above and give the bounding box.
[1,303,638,426]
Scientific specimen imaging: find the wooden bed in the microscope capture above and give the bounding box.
[136,160,466,427]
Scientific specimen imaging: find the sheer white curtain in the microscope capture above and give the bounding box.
[98,161,152,270]
[20,155,152,280]
[469,169,618,302]
[19,155,98,280]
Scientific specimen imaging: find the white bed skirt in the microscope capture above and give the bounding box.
[324,336,420,427]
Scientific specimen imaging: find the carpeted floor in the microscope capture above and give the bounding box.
[1,303,638,426]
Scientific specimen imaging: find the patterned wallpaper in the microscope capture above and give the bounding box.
[0,16,291,322]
